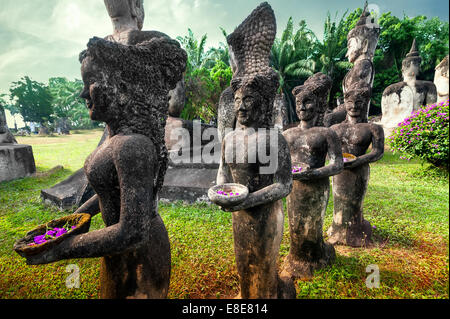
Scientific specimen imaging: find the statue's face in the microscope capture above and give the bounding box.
[296,95,317,122]
[402,60,420,79]
[80,57,109,122]
[346,36,363,63]
[234,86,261,127]
[345,95,366,118]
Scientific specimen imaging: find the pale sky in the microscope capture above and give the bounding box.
[1,0,449,127]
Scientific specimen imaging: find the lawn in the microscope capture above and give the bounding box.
[0,129,448,299]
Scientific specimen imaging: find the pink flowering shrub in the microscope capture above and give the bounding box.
[388,99,449,170]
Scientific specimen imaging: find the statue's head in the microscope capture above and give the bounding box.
[104,0,145,30]
[231,71,278,128]
[402,39,422,81]
[293,73,332,125]
[346,4,380,63]
[344,83,371,120]
[79,36,186,129]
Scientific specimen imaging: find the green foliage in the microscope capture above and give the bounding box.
[178,28,232,122]
[9,76,53,126]
[182,60,232,122]
[388,100,449,170]
[177,28,209,72]
[314,10,359,109]
[47,77,99,129]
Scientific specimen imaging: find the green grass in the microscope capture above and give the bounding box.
[0,130,448,299]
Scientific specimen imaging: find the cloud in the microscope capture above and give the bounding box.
[0,0,448,97]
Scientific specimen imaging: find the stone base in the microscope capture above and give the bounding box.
[281,242,335,279]
[327,218,373,247]
[0,144,36,182]
[40,168,95,210]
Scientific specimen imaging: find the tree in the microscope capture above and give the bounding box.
[9,76,53,132]
[177,28,210,72]
[205,27,230,68]
[177,28,232,122]
[47,77,98,131]
[270,18,317,122]
[182,60,232,123]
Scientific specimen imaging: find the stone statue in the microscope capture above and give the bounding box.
[217,86,236,141]
[434,55,449,104]
[281,73,342,279]
[41,0,179,209]
[327,83,384,247]
[218,20,287,140]
[216,2,295,299]
[304,73,332,127]
[379,39,437,136]
[168,79,186,117]
[25,37,187,299]
[0,106,17,144]
[324,2,380,126]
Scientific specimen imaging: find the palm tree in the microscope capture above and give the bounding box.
[176,28,209,71]
[205,27,230,68]
[270,18,317,123]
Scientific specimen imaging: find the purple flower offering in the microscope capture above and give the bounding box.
[30,224,77,245]
[291,166,303,173]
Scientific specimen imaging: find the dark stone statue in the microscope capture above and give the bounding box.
[281,73,343,279]
[324,2,380,126]
[327,83,384,247]
[25,36,187,299]
[216,2,296,299]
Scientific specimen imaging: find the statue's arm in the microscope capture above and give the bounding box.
[26,136,156,265]
[74,194,100,217]
[293,129,343,180]
[345,124,384,168]
[224,131,292,211]
[216,137,233,185]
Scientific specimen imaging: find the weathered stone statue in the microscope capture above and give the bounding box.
[379,39,437,135]
[1,104,36,183]
[0,106,17,144]
[324,2,380,126]
[327,83,384,247]
[434,55,449,104]
[304,73,332,127]
[216,2,295,299]
[281,73,342,279]
[26,37,187,299]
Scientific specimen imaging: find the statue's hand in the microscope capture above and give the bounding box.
[292,170,313,181]
[344,157,361,169]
